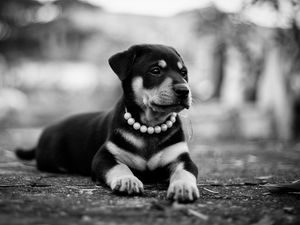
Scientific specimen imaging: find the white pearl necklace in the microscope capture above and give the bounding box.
[124,109,177,134]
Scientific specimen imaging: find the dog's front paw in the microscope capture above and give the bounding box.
[110,175,144,195]
[167,180,199,202]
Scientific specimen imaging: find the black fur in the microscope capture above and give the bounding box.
[16,44,198,188]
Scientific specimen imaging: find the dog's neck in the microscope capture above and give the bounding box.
[122,98,172,127]
[140,108,171,127]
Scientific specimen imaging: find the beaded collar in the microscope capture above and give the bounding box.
[123,108,177,134]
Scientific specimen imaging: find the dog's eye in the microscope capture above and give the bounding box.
[150,67,161,76]
[180,69,188,78]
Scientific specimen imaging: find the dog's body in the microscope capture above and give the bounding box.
[16,44,199,202]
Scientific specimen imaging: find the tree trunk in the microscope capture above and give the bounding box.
[257,47,292,140]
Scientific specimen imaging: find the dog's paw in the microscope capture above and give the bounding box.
[167,180,199,202]
[110,175,144,195]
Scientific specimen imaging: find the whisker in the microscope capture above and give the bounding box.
[191,96,202,105]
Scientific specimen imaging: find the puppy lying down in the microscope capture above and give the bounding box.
[16,44,200,202]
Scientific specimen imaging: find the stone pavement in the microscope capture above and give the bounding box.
[0,129,300,225]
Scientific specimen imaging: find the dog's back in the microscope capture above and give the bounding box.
[17,111,112,175]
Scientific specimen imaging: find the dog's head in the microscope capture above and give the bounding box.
[109,44,191,125]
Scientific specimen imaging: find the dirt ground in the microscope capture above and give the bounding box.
[0,129,300,225]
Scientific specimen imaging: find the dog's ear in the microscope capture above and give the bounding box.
[108,46,139,80]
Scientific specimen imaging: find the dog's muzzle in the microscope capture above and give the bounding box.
[173,84,191,109]
[173,84,190,99]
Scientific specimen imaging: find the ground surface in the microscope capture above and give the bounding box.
[0,129,300,225]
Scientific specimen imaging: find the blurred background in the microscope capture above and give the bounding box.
[0,0,300,148]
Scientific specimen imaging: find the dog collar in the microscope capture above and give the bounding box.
[124,109,177,134]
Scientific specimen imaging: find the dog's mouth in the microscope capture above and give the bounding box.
[150,101,189,112]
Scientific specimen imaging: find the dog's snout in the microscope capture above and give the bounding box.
[173,84,189,98]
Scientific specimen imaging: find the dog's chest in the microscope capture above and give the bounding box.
[107,129,188,172]
[114,128,163,155]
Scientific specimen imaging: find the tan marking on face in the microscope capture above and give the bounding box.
[132,76,179,125]
[158,60,167,68]
[132,76,174,108]
[143,77,173,105]
[116,129,145,149]
[132,76,143,95]
[148,142,189,170]
[132,76,144,107]
[177,61,183,70]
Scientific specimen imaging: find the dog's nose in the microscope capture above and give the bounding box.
[173,84,189,99]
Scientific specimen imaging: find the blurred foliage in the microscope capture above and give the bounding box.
[0,0,300,139]
[251,0,300,71]
[249,0,300,138]
[0,0,101,60]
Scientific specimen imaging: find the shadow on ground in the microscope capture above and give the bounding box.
[0,129,300,225]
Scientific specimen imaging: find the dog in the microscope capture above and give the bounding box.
[16,44,200,202]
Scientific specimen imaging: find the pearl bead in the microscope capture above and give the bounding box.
[170,116,176,123]
[161,124,168,131]
[133,122,141,130]
[124,112,131,120]
[166,120,173,128]
[147,127,154,134]
[154,126,161,133]
[140,125,147,133]
[127,118,135,125]
[124,109,177,134]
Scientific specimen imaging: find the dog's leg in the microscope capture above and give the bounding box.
[105,163,144,194]
[166,153,199,202]
[92,145,144,195]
